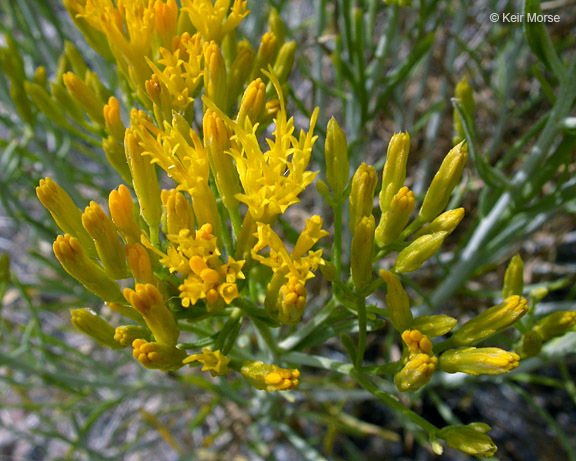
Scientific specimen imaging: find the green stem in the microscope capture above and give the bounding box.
[354,372,439,436]
[355,295,367,369]
[332,200,344,274]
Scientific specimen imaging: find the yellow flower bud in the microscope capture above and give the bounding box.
[102,136,131,184]
[62,71,105,125]
[319,261,338,282]
[419,141,468,223]
[413,208,465,239]
[411,315,458,337]
[272,41,296,84]
[190,182,221,238]
[379,132,410,214]
[236,78,267,126]
[161,189,195,236]
[439,347,520,376]
[124,127,162,233]
[394,353,438,392]
[394,231,448,273]
[203,41,228,110]
[132,338,186,371]
[502,254,524,298]
[70,308,123,349]
[324,117,349,198]
[376,186,415,246]
[154,0,179,47]
[532,310,576,342]
[250,32,278,82]
[126,243,156,285]
[51,81,85,124]
[380,270,413,332]
[279,276,308,326]
[123,284,180,346]
[241,361,300,392]
[203,109,241,211]
[453,77,475,144]
[438,423,497,458]
[351,215,375,293]
[349,163,377,234]
[108,185,142,245]
[401,329,434,357]
[114,325,152,347]
[452,295,528,346]
[36,178,96,258]
[183,348,231,376]
[103,96,125,141]
[53,234,123,302]
[82,201,128,280]
[227,39,255,103]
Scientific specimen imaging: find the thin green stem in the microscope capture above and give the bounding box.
[355,295,367,369]
[332,200,344,274]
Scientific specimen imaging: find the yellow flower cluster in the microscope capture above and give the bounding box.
[34,0,328,392]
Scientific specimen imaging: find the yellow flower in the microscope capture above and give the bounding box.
[114,325,152,347]
[108,185,142,245]
[183,348,231,376]
[394,353,438,392]
[204,71,319,224]
[439,347,520,376]
[380,270,413,332]
[132,338,187,371]
[182,0,249,43]
[401,329,434,357]
[241,360,300,392]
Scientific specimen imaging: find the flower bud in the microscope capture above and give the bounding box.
[401,329,434,357]
[82,201,128,280]
[439,347,520,376]
[70,308,123,349]
[33,66,48,88]
[36,178,97,258]
[452,295,528,346]
[64,41,88,79]
[324,117,349,198]
[155,0,179,47]
[102,136,131,184]
[241,361,300,392]
[236,78,267,126]
[132,338,186,371]
[54,234,123,302]
[291,215,329,260]
[227,39,255,102]
[413,208,465,239]
[411,315,458,337]
[250,32,278,82]
[103,96,126,141]
[268,8,286,46]
[502,254,524,298]
[51,81,85,124]
[279,276,308,326]
[351,215,375,293]
[161,189,195,236]
[419,141,468,223]
[349,163,377,234]
[183,348,231,376]
[376,186,415,246]
[453,77,475,144]
[124,127,162,233]
[438,423,497,458]
[394,231,448,273]
[203,109,241,210]
[203,41,228,110]
[394,353,437,392]
[126,243,156,285]
[114,325,152,347]
[532,310,576,342]
[379,132,410,214]
[521,330,542,358]
[108,185,142,245]
[272,41,296,84]
[25,81,69,128]
[62,71,105,125]
[123,284,180,346]
[380,270,412,332]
